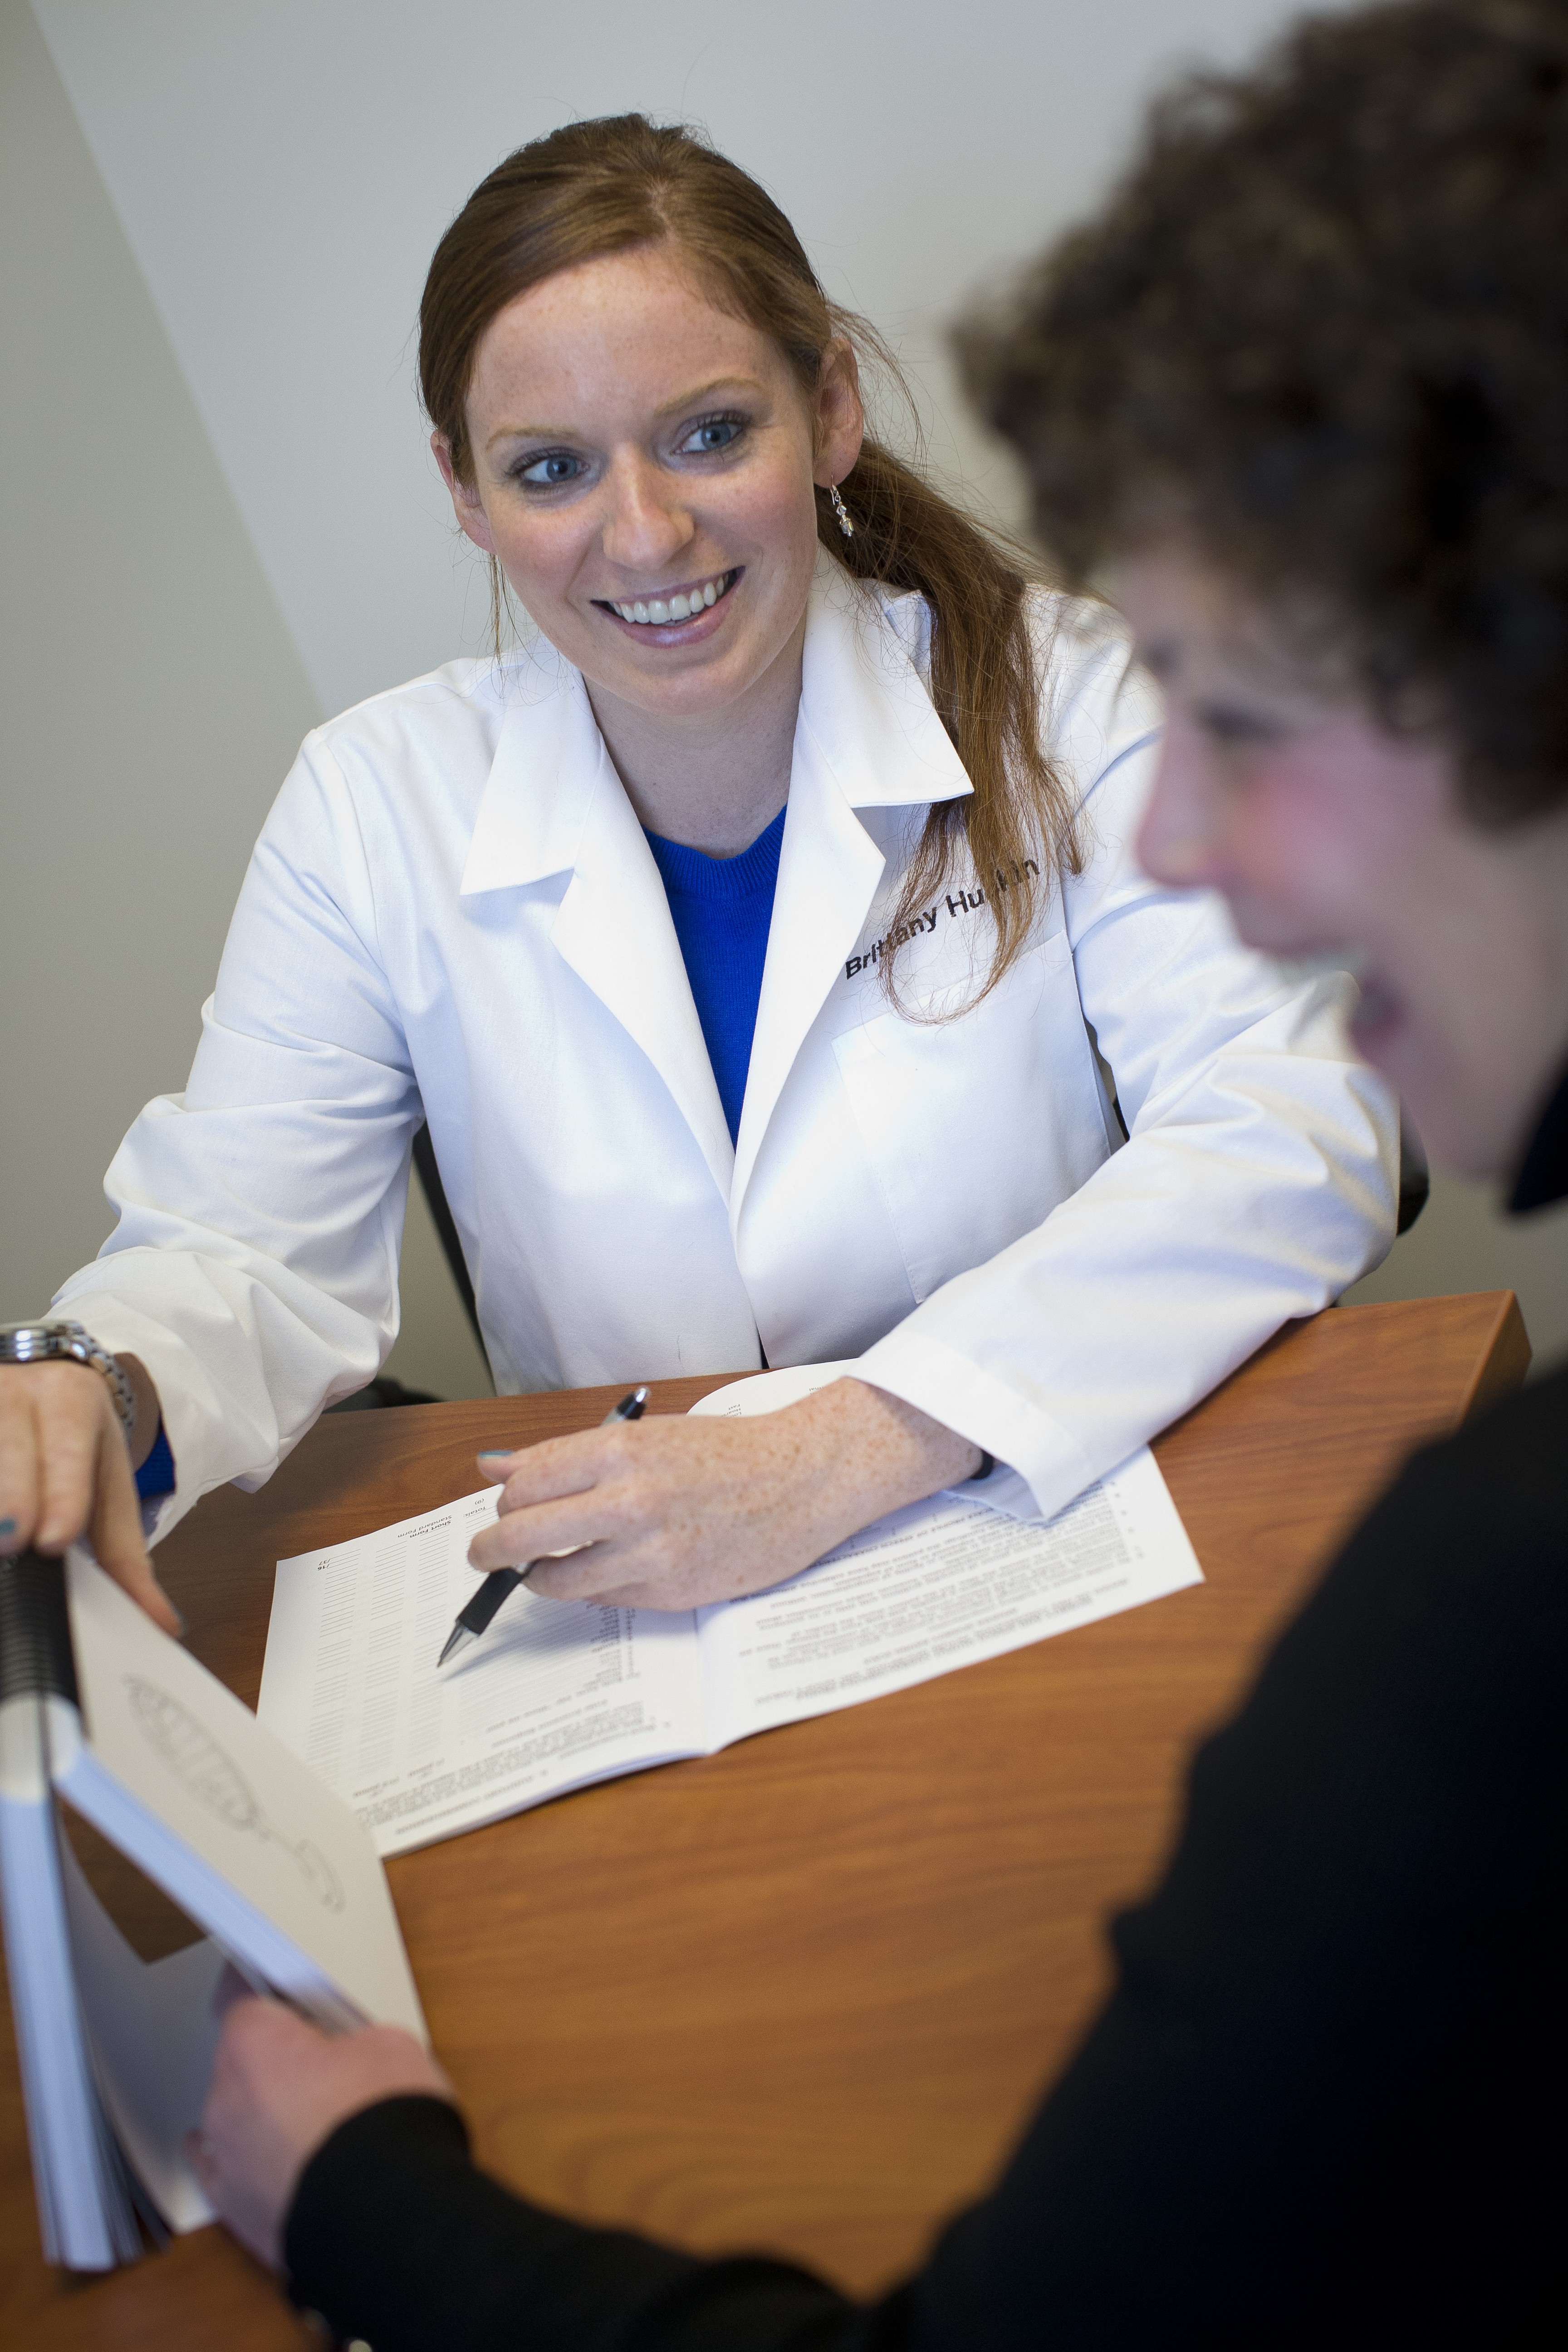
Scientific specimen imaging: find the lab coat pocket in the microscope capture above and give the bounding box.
[831,934,1111,1304]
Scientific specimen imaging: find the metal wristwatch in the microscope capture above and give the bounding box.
[0,1319,138,1442]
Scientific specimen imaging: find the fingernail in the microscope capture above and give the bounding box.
[0,1518,15,1539]
[172,1607,188,1637]
[477,1449,513,1459]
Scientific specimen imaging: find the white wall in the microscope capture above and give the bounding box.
[9,0,1567,1392]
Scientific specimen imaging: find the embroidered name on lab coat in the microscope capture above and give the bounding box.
[844,858,1041,980]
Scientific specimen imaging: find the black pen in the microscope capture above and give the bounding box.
[436,1387,649,1668]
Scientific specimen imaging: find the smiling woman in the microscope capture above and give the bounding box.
[6,114,1393,1640]
[416,114,1077,968]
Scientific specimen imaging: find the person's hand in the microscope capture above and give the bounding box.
[467,1376,983,1612]
[191,1988,457,2269]
[0,1356,179,1633]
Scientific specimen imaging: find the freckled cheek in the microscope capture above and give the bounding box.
[716,464,820,573]
[493,517,598,614]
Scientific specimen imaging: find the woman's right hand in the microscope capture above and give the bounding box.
[0,1357,181,1633]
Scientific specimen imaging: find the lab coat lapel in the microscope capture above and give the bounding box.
[730,564,974,1218]
[460,649,733,1197]
[553,758,735,1195]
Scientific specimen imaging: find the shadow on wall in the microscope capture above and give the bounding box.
[1342,1171,1568,1373]
[374,1171,495,1405]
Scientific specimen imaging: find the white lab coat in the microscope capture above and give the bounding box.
[56,559,1396,1539]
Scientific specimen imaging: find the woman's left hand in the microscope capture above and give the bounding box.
[191,1989,456,2269]
[467,1377,983,1611]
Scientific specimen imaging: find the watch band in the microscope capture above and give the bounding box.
[0,1320,138,1444]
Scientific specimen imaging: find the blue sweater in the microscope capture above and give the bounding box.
[644,807,786,1146]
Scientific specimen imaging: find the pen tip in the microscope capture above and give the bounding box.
[437,1624,474,1669]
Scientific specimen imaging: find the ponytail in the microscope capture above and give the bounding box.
[817,437,1081,1013]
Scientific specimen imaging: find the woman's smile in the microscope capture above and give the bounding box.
[597,565,741,640]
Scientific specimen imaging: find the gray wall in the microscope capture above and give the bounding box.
[5,0,1566,1402]
[0,0,491,1401]
[1342,1175,1568,1362]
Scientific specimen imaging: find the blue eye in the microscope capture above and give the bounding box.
[679,416,744,456]
[516,451,584,488]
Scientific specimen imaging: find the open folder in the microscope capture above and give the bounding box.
[259,1364,1204,1859]
[0,1548,423,2272]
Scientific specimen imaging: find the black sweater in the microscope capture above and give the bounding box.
[287,1231,1568,2349]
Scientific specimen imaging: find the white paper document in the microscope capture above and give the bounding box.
[59,1552,425,2038]
[259,1372,1202,1857]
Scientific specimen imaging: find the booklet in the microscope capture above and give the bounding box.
[0,1546,424,2272]
[259,1366,1203,1859]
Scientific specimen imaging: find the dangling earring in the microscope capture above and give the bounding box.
[829,481,854,539]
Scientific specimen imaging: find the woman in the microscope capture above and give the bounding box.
[0,116,1390,1622]
[192,5,1563,2343]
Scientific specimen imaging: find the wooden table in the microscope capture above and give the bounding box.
[0,1292,1529,2348]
